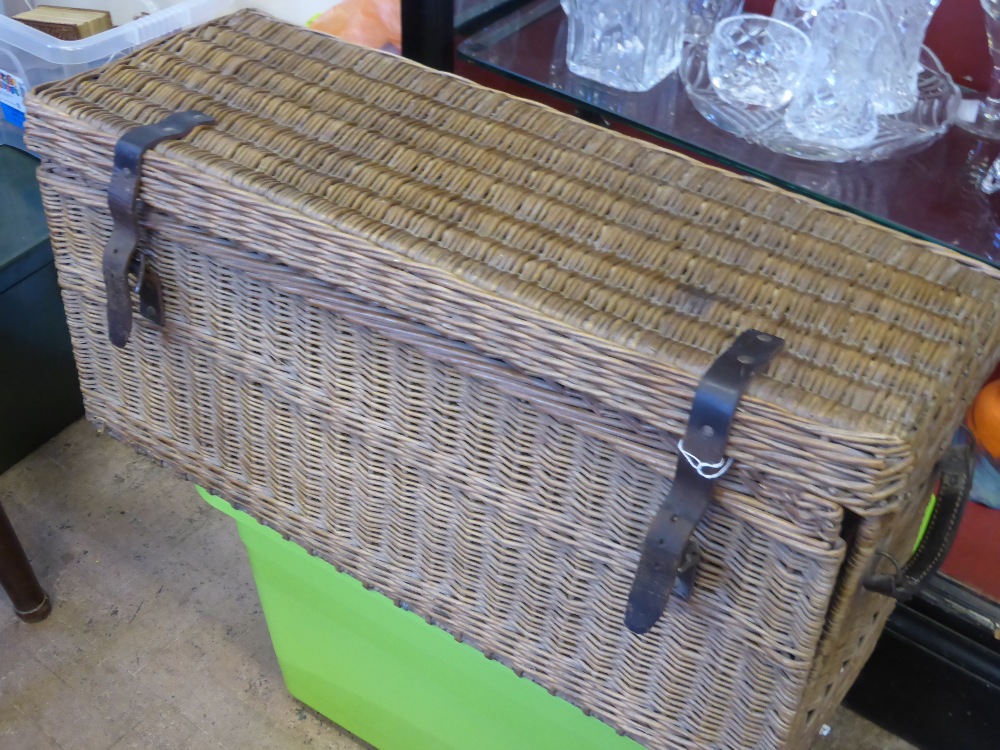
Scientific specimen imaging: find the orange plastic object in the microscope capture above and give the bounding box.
[309,0,401,52]
[967,379,1000,458]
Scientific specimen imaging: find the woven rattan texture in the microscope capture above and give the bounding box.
[27,11,1000,519]
[24,9,1000,750]
[38,165,846,750]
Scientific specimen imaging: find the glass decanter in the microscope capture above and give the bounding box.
[960,0,1000,138]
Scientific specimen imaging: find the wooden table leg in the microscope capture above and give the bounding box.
[0,500,51,623]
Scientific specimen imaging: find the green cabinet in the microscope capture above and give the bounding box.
[1,145,82,472]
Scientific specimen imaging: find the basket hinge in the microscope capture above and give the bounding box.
[625,329,784,635]
[103,110,215,348]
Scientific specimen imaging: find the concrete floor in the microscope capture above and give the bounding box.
[1,420,917,750]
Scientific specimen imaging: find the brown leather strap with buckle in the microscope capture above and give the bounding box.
[103,110,215,348]
[625,329,784,634]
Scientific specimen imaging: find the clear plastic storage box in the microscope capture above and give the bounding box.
[1,0,235,150]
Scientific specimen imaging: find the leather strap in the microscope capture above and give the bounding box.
[103,110,214,348]
[625,330,784,634]
[864,443,972,602]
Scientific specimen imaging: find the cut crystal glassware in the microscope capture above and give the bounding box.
[957,0,1000,139]
[843,0,943,116]
[707,14,811,110]
[682,43,960,162]
[784,10,883,150]
[563,0,687,92]
[982,155,1000,193]
[775,0,941,115]
[771,0,839,31]
[686,0,745,44]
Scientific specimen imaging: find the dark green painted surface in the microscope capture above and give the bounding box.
[1,146,83,473]
[1,147,51,286]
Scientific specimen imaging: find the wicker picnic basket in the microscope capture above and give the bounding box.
[25,10,1000,750]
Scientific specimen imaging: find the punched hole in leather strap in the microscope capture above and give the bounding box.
[625,329,784,635]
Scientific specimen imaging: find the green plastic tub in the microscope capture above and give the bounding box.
[198,488,641,750]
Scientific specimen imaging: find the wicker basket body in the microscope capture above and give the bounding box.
[25,11,1000,750]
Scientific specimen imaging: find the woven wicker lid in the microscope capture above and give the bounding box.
[25,10,1000,512]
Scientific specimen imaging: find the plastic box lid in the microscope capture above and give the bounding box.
[0,1,236,69]
[1,0,236,150]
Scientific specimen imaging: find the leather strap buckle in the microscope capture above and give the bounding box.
[625,329,784,634]
[102,110,215,348]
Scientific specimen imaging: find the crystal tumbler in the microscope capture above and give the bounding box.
[841,0,941,115]
[686,0,745,44]
[771,0,839,31]
[784,10,883,149]
[708,14,811,109]
[564,0,687,91]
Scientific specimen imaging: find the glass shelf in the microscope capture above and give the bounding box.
[458,0,1000,269]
